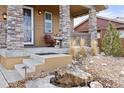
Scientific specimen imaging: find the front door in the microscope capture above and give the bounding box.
[23,6,34,45]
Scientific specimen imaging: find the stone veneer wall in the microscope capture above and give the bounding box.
[7,5,24,50]
[59,5,72,47]
[88,8,97,41]
[0,21,7,48]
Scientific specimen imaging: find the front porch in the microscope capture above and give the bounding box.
[0,5,106,49]
[0,5,100,73]
[0,5,106,88]
[0,47,72,88]
[0,47,69,69]
[0,5,92,48]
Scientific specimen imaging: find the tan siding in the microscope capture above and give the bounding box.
[34,6,44,47]
[34,6,60,47]
[52,10,59,35]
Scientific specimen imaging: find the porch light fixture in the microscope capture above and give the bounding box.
[38,10,42,15]
[2,13,7,20]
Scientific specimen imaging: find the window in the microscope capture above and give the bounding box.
[45,12,52,33]
[97,32,100,39]
[120,31,124,38]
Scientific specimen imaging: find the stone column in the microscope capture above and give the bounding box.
[7,5,24,50]
[59,5,72,48]
[88,8,97,41]
[0,21,7,48]
[89,7,99,55]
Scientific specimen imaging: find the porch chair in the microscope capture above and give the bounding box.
[44,34,56,47]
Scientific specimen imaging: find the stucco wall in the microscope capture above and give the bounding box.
[34,5,60,47]
[0,5,7,22]
[0,6,7,48]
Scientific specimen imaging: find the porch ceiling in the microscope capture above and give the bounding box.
[30,5,106,18]
[70,5,89,18]
[95,5,107,12]
[70,5,107,18]
[32,5,89,18]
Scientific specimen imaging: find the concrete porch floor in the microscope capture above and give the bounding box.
[0,47,70,71]
[0,47,69,57]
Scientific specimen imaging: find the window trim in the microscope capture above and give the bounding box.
[44,11,53,33]
[119,31,124,38]
[23,6,34,45]
[97,32,101,39]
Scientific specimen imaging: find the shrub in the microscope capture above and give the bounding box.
[91,40,98,56]
[102,23,123,57]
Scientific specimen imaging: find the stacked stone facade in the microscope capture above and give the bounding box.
[88,8,97,41]
[0,21,7,48]
[59,5,72,47]
[7,5,24,50]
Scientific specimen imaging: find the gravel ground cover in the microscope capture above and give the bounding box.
[8,54,124,88]
[80,55,124,88]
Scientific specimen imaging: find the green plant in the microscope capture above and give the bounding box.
[102,23,123,57]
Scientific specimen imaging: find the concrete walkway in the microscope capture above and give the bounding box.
[26,75,90,88]
[0,64,23,88]
[26,75,57,88]
[0,71,9,88]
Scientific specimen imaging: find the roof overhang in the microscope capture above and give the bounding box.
[71,5,107,18]
[94,5,108,12]
[32,5,107,18]
[70,5,90,18]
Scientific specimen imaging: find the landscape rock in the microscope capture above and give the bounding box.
[100,52,105,56]
[50,65,93,87]
[90,81,103,88]
[9,80,26,88]
[101,63,107,66]
[89,60,94,63]
[119,70,124,77]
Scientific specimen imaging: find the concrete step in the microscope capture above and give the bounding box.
[31,53,66,60]
[15,64,35,79]
[0,72,9,88]
[23,58,44,67]
[30,54,45,62]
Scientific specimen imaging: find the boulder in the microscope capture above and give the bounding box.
[50,66,93,87]
[90,81,103,88]
[100,52,105,56]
